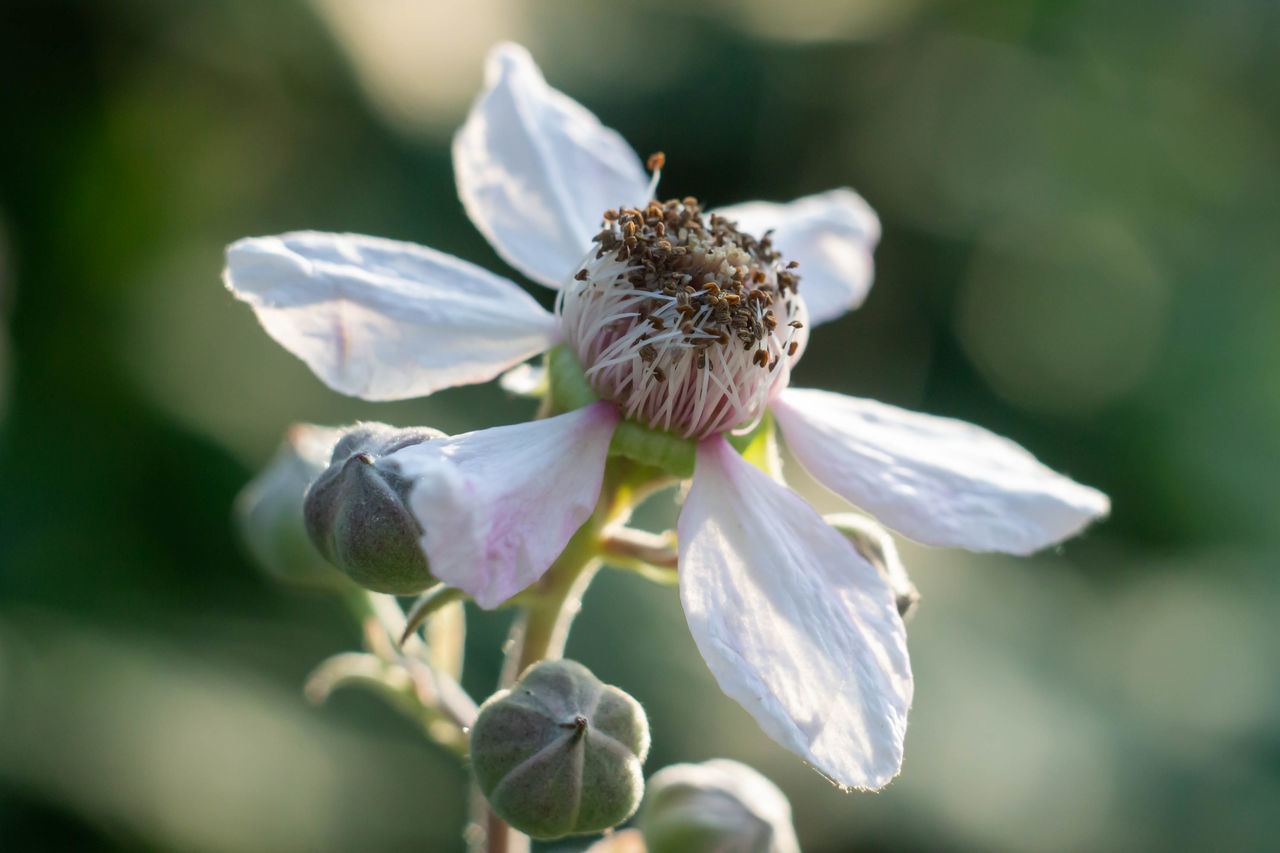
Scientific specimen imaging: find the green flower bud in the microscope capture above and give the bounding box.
[234,423,346,589]
[470,659,650,840]
[827,512,920,619]
[640,759,800,853]
[303,422,442,595]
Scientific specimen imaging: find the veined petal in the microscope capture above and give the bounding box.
[454,42,650,288]
[772,388,1111,554]
[389,402,619,609]
[715,189,880,326]
[224,231,560,401]
[678,436,912,790]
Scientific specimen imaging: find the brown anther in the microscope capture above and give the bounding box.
[787,260,799,269]
[787,341,799,356]
[570,194,804,402]
[788,320,804,329]
[647,151,665,172]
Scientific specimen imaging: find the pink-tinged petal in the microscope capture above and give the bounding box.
[678,436,912,790]
[389,403,619,609]
[715,189,880,326]
[454,42,650,288]
[772,388,1111,554]
[224,231,559,401]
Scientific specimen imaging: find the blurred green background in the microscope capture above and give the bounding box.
[1,0,1278,850]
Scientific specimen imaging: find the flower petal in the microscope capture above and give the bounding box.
[454,42,650,288]
[224,231,560,401]
[715,189,880,326]
[772,388,1111,554]
[389,402,619,609]
[677,436,912,790]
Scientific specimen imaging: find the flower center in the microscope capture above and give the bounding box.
[556,198,809,438]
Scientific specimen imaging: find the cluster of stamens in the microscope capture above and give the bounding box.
[556,197,808,438]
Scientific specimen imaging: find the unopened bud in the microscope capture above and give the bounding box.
[640,759,800,853]
[827,512,920,619]
[470,659,650,840]
[303,422,442,595]
[234,423,346,588]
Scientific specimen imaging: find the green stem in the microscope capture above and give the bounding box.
[474,456,654,853]
[598,527,679,584]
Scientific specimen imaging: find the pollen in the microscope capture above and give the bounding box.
[556,197,810,438]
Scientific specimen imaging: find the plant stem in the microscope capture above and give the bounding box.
[471,459,648,853]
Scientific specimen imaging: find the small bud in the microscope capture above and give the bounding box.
[234,424,346,588]
[827,512,920,619]
[470,659,650,840]
[303,422,443,595]
[639,759,800,853]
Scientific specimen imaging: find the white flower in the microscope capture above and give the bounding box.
[224,43,1109,791]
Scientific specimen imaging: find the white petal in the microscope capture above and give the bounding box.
[678,436,912,790]
[715,189,881,326]
[454,42,650,288]
[390,402,619,609]
[772,388,1111,554]
[224,231,559,401]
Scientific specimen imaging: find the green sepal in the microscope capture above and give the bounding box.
[544,344,780,481]
[726,410,780,478]
[609,420,696,480]
[546,345,697,479]
[545,344,599,414]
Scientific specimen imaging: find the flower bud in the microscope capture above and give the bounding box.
[470,659,650,840]
[234,423,346,588]
[639,759,800,853]
[827,512,920,619]
[303,422,442,595]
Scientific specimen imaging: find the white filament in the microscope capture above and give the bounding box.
[556,249,810,438]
